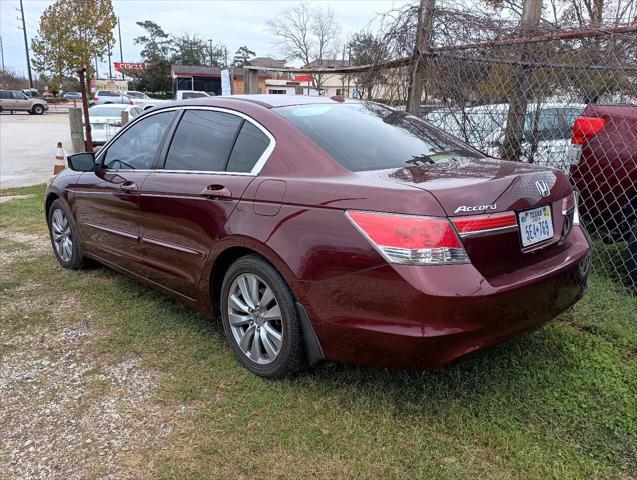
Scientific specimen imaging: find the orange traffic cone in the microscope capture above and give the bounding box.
[53,141,66,175]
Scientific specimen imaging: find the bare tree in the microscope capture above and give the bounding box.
[267,3,341,91]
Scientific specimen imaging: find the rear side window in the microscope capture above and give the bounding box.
[165,110,242,171]
[0,91,10,99]
[275,103,479,172]
[226,121,270,172]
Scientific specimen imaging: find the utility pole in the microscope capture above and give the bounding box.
[208,39,213,67]
[18,0,33,89]
[0,35,5,72]
[118,17,125,80]
[501,0,543,161]
[406,0,435,114]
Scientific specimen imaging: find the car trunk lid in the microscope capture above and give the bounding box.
[364,157,575,281]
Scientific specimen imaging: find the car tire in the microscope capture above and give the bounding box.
[32,104,44,115]
[47,199,87,270]
[220,255,306,378]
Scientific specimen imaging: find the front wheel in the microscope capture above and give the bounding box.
[47,199,87,269]
[220,255,306,378]
[32,104,44,115]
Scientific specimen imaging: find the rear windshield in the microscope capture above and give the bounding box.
[275,103,480,171]
[90,107,125,117]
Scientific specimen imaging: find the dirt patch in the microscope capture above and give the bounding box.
[0,232,180,480]
[0,194,34,204]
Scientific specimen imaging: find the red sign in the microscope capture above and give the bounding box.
[114,62,147,73]
[294,75,313,82]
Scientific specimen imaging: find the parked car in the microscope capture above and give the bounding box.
[126,90,168,109]
[174,90,211,100]
[425,103,585,171]
[21,88,41,98]
[93,90,133,105]
[63,92,82,99]
[569,104,637,286]
[46,95,591,378]
[0,89,49,114]
[88,104,144,145]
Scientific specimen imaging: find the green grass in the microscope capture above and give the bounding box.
[2,184,636,479]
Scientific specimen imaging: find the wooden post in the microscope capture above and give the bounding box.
[500,0,542,161]
[244,68,259,94]
[121,109,129,127]
[69,107,85,154]
[406,0,435,115]
[77,67,93,152]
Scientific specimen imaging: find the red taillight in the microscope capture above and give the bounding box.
[452,211,517,237]
[571,116,606,145]
[94,95,99,101]
[346,210,468,265]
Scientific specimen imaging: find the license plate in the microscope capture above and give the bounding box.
[518,205,554,247]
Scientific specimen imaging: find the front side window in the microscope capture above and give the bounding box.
[276,103,479,172]
[14,92,28,100]
[164,110,242,171]
[226,121,270,172]
[102,111,175,170]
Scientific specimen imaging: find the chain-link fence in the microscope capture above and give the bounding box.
[353,22,636,292]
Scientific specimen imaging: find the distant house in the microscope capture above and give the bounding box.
[249,57,287,69]
[170,65,275,96]
[298,59,353,97]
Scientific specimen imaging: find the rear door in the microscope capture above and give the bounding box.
[73,110,177,268]
[138,108,273,297]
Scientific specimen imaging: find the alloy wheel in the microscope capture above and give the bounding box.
[227,273,283,365]
[51,208,73,262]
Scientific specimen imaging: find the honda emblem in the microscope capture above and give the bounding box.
[536,180,550,198]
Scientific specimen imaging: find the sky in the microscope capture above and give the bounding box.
[0,0,410,79]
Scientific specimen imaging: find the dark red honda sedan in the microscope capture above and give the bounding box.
[45,95,592,377]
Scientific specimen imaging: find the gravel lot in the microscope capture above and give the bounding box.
[0,113,73,189]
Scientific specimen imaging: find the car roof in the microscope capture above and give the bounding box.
[164,94,359,110]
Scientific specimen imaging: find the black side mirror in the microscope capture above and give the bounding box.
[67,152,96,172]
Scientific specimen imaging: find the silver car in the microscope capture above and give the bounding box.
[0,90,49,115]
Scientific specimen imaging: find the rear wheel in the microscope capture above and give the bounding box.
[47,199,87,269]
[220,255,306,378]
[32,104,44,115]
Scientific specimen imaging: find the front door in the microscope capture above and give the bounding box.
[139,108,273,298]
[72,110,177,268]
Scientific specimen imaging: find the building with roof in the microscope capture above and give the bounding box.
[171,65,284,96]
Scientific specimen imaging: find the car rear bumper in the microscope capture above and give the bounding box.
[297,225,591,369]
